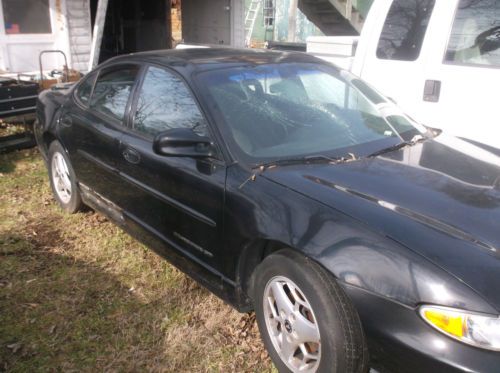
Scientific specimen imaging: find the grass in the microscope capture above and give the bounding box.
[0,149,275,372]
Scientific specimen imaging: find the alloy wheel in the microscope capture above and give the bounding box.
[51,151,72,204]
[263,275,321,372]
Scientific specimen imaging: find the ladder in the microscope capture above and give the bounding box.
[245,0,262,46]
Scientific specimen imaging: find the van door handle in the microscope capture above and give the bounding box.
[123,147,141,164]
[423,80,441,102]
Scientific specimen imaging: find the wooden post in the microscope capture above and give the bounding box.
[346,0,352,20]
[88,0,109,71]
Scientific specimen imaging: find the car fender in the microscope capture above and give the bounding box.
[226,166,497,314]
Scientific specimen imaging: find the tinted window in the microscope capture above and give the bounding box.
[133,66,208,137]
[76,73,96,106]
[377,0,436,61]
[445,0,500,67]
[90,66,139,122]
[2,0,51,34]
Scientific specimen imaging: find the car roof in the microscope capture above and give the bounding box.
[100,47,334,75]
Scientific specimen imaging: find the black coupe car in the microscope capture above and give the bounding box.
[34,48,500,373]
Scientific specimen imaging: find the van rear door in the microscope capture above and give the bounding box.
[352,0,437,125]
[423,0,500,149]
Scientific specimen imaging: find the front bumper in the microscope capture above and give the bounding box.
[343,284,500,373]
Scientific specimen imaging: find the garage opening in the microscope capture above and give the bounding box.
[86,0,241,67]
[90,0,173,64]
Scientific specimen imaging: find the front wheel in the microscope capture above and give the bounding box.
[254,250,369,373]
[48,141,83,213]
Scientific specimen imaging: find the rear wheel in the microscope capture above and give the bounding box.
[254,250,369,373]
[48,141,83,213]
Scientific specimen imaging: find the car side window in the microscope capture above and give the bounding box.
[445,0,500,67]
[376,0,436,61]
[90,65,139,122]
[133,66,209,137]
[75,73,96,106]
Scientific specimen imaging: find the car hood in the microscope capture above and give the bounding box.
[263,135,500,310]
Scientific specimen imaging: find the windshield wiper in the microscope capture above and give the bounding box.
[238,153,357,190]
[253,153,358,171]
[368,135,425,158]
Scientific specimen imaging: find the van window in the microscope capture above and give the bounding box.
[376,0,436,61]
[445,0,500,67]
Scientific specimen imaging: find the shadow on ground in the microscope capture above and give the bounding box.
[0,230,157,372]
[0,148,272,372]
[0,150,32,174]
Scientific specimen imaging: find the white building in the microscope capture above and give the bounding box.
[0,0,246,74]
[0,0,360,74]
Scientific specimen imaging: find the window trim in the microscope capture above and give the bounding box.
[441,0,500,70]
[73,72,98,109]
[127,62,224,161]
[375,0,437,62]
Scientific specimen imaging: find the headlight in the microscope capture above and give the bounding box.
[419,305,500,351]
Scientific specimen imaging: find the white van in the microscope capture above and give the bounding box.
[308,0,500,149]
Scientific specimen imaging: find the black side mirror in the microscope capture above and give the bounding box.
[153,128,214,158]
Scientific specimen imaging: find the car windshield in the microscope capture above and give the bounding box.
[197,63,425,164]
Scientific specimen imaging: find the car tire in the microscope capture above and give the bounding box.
[48,141,83,214]
[253,250,369,373]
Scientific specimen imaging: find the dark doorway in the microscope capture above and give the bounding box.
[90,0,171,64]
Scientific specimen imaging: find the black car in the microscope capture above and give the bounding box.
[34,48,500,373]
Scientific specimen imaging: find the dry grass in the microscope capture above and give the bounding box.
[0,122,28,138]
[0,149,275,372]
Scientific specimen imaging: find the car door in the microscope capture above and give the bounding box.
[116,64,226,272]
[421,0,500,148]
[58,64,141,203]
[353,0,437,123]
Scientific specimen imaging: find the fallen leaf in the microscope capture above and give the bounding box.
[7,342,22,353]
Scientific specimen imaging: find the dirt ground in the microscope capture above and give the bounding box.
[0,149,274,372]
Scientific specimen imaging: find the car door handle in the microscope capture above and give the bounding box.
[122,147,141,164]
[59,114,72,127]
[423,80,441,103]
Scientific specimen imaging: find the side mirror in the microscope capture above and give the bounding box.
[153,128,214,158]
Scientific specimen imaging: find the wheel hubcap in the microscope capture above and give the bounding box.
[51,152,72,204]
[263,276,321,372]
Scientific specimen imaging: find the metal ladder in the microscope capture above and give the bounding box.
[245,0,262,46]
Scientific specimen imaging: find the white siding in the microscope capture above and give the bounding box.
[66,0,92,71]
